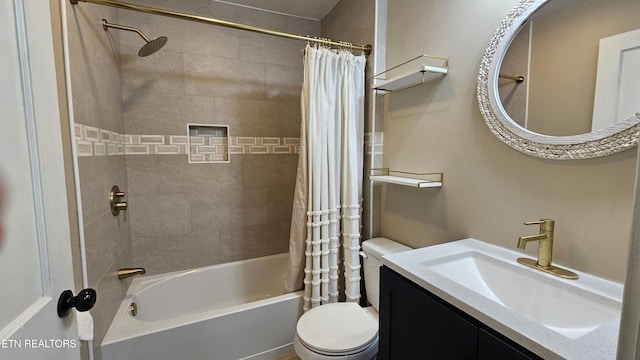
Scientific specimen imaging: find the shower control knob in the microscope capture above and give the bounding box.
[57,288,97,318]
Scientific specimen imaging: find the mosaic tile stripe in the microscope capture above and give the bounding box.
[74,124,381,157]
[74,124,301,157]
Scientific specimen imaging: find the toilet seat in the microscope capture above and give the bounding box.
[295,303,378,357]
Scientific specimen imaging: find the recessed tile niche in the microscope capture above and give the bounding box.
[187,124,230,163]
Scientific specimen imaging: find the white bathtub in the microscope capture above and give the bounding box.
[101,253,304,360]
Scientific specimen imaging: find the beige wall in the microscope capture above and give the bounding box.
[383,0,636,282]
[65,2,132,359]
[497,24,529,128]
[528,0,640,136]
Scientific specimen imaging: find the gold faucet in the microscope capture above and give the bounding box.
[517,219,578,280]
[118,267,146,279]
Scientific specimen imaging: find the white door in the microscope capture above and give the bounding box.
[591,28,640,131]
[0,1,81,359]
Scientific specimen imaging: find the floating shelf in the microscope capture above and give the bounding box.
[370,169,443,188]
[373,55,448,93]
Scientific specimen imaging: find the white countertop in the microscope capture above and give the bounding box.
[381,238,623,360]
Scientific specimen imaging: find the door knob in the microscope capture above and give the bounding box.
[57,288,97,318]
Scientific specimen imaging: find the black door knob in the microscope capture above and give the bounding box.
[57,288,97,318]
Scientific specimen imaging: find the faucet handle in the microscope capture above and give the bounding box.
[524,220,545,225]
[524,219,554,231]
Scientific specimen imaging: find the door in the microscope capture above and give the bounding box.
[0,1,80,359]
[591,28,640,131]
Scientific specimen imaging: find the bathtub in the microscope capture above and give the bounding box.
[101,253,304,360]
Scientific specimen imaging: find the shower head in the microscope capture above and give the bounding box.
[137,36,167,57]
[102,19,167,57]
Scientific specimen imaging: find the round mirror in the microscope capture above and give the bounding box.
[477,0,640,160]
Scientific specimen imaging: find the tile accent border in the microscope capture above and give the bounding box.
[74,124,383,157]
[74,124,302,157]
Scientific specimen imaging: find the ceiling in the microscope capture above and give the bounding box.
[215,0,341,20]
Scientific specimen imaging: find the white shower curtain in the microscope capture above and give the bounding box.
[284,45,366,311]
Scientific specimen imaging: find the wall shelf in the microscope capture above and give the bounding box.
[373,55,448,93]
[370,169,443,188]
[187,124,230,163]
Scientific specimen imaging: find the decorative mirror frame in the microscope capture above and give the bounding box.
[477,0,640,160]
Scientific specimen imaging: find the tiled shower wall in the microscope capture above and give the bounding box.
[65,2,131,359]
[67,0,377,356]
[117,0,320,275]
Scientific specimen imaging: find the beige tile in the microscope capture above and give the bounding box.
[192,229,241,266]
[132,233,194,275]
[67,3,122,133]
[120,45,185,97]
[120,7,241,58]
[213,98,262,134]
[189,189,269,231]
[84,213,119,286]
[132,230,224,275]
[183,53,266,99]
[129,193,192,237]
[115,8,159,49]
[68,3,132,353]
[76,141,94,157]
[90,253,130,359]
[218,221,290,260]
[322,0,375,47]
[214,98,300,137]
[123,93,188,134]
[238,32,303,67]
[238,154,298,190]
[265,64,303,101]
[285,15,320,38]
[182,95,218,124]
[125,155,241,195]
[258,100,300,137]
[125,145,149,154]
[93,0,364,283]
[268,186,296,222]
[77,156,127,224]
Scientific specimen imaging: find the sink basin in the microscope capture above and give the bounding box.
[420,251,619,339]
[381,238,623,359]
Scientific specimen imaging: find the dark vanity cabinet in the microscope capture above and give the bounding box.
[379,266,543,360]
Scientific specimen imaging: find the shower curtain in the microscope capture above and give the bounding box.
[285,45,366,311]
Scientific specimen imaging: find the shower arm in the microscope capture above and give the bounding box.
[70,0,372,55]
[102,19,151,42]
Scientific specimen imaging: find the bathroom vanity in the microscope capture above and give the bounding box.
[379,266,541,359]
[378,239,623,360]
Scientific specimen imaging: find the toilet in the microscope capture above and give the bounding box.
[293,237,411,360]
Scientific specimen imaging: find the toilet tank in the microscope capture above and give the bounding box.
[361,237,411,310]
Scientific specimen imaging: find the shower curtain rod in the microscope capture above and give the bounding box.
[70,0,373,55]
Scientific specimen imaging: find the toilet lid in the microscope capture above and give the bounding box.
[296,303,378,355]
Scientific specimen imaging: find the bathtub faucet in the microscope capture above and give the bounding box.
[118,267,146,279]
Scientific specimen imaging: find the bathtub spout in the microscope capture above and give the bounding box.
[118,267,146,279]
